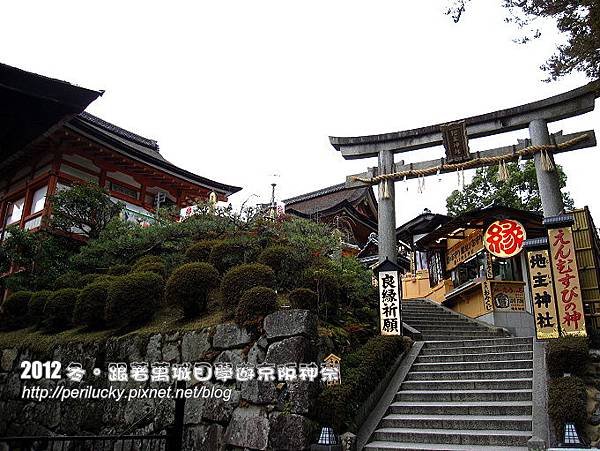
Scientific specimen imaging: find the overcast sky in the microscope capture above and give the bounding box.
[2,1,598,225]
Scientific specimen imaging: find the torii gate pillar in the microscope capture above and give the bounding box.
[378,149,397,264]
[529,119,565,217]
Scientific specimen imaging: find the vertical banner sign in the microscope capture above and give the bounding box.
[548,227,587,337]
[378,270,402,336]
[527,249,560,339]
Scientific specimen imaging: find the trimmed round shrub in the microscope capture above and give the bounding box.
[106,272,164,326]
[548,376,587,439]
[53,270,83,289]
[209,239,258,273]
[45,288,80,331]
[166,262,220,318]
[133,255,163,267]
[185,240,221,263]
[235,287,278,328]
[73,279,113,329]
[258,245,304,290]
[79,273,102,287]
[107,264,131,276]
[546,337,589,377]
[220,263,275,312]
[28,290,52,327]
[132,262,166,278]
[1,291,32,329]
[288,288,318,311]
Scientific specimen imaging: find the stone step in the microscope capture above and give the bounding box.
[423,337,531,349]
[408,324,489,332]
[420,343,532,356]
[401,378,532,391]
[416,351,533,364]
[402,314,457,321]
[421,333,505,341]
[411,359,533,372]
[403,320,472,327]
[365,440,528,450]
[379,414,532,431]
[395,389,532,403]
[388,401,532,416]
[372,428,531,447]
[406,368,533,381]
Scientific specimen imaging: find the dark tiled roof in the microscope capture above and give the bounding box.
[78,112,159,151]
[284,183,374,216]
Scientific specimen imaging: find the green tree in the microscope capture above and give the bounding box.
[445,160,574,216]
[446,1,600,80]
[49,182,123,239]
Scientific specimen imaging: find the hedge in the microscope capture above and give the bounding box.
[166,262,220,318]
[73,279,113,329]
[132,261,166,278]
[316,335,411,432]
[1,291,32,329]
[28,290,52,327]
[546,337,589,378]
[53,270,83,289]
[209,239,257,273]
[185,240,221,263]
[302,266,341,320]
[288,288,317,311]
[45,288,80,331]
[220,263,275,313]
[235,286,278,328]
[106,271,164,326]
[258,245,303,290]
[548,376,587,440]
[107,264,131,276]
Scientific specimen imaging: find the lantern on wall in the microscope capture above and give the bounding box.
[484,219,526,258]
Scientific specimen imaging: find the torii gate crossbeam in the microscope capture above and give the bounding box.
[330,80,600,263]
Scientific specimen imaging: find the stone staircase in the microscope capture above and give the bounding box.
[364,299,534,451]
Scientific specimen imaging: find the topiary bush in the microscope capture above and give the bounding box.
[546,337,589,377]
[1,291,32,329]
[185,239,221,263]
[107,264,131,276]
[28,290,52,327]
[133,255,163,267]
[235,286,278,328]
[220,263,275,313]
[132,261,166,278]
[209,238,258,273]
[53,270,83,289]
[258,245,305,290]
[45,288,80,331]
[73,279,113,329]
[166,262,220,318]
[288,288,318,311]
[316,335,411,432]
[548,376,587,440]
[106,271,164,327]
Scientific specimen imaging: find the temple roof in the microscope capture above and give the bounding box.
[67,113,242,197]
[0,62,242,199]
[0,62,102,166]
[396,211,450,246]
[283,183,377,218]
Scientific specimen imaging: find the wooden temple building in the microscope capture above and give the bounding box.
[0,63,241,235]
[283,183,378,251]
[400,205,600,335]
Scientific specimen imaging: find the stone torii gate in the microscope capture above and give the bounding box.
[330,81,600,264]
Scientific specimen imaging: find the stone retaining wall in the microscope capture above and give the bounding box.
[0,309,320,450]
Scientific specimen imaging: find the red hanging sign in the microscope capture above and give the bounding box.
[484,219,526,258]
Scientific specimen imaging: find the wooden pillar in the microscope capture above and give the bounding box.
[529,119,565,217]
[377,149,397,263]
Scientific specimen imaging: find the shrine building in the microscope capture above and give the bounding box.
[400,205,600,336]
[283,183,378,251]
[0,63,241,236]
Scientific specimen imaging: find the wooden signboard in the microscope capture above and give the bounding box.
[527,249,560,339]
[446,230,484,271]
[548,227,587,337]
[378,269,402,336]
[491,282,526,311]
